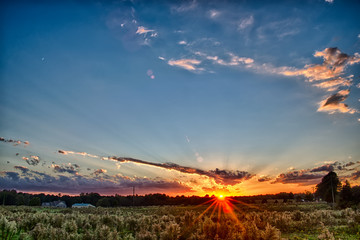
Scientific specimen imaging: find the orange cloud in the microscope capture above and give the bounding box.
[58,150,99,158]
[167,59,202,71]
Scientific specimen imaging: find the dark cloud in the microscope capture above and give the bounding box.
[310,164,334,172]
[258,176,272,182]
[0,169,192,195]
[323,91,348,107]
[14,166,29,174]
[351,171,360,180]
[0,137,29,146]
[209,168,254,184]
[22,156,40,166]
[109,157,254,185]
[52,163,80,174]
[273,170,324,186]
[0,171,20,181]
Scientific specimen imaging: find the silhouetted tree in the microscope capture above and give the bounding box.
[315,171,341,203]
[29,197,41,206]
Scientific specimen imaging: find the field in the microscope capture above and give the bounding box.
[1,202,360,240]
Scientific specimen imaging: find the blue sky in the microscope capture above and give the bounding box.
[0,0,360,196]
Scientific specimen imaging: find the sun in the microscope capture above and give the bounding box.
[218,195,225,200]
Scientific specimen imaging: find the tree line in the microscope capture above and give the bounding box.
[0,171,359,208]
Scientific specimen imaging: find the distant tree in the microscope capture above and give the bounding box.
[304,191,314,202]
[351,186,360,205]
[29,197,41,206]
[315,171,341,204]
[97,198,111,207]
[338,181,353,208]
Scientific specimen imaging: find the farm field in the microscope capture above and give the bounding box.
[1,202,359,240]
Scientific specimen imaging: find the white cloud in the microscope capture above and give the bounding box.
[325,0,334,3]
[178,40,187,45]
[238,15,254,30]
[136,26,155,35]
[209,10,221,18]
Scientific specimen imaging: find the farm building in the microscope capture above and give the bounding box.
[72,203,95,208]
[42,200,67,208]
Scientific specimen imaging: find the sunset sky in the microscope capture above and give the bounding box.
[1,0,360,197]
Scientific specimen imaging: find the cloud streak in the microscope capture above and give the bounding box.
[167,59,202,71]
[0,137,29,146]
[58,150,99,158]
[107,156,254,185]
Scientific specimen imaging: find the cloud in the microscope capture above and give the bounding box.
[167,59,202,71]
[281,48,360,114]
[52,163,80,175]
[209,10,221,19]
[107,157,254,185]
[58,150,99,158]
[273,170,324,186]
[106,7,157,48]
[0,137,29,146]
[14,166,29,173]
[325,0,334,3]
[238,15,254,30]
[171,0,197,13]
[0,169,191,195]
[93,169,107,176]
[310,164,334,172]
[258,176,272,182]
[273,160,360,186]
[351,171,360,180]
[318,89,356,114]
[0,171,20,181]
[22,156,40,166]
[136,26,155,35]
[256,18,301,40]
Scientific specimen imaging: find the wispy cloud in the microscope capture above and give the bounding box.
[209,9,221,19]
[58,150,99,158]
[167,59,203,71]
[107,156,254,185]
[171,0,198,13]
[282,47,360,114]
[238,15,254,30]
[136,26,155,35]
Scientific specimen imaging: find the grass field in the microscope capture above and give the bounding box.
[0,202,359,239]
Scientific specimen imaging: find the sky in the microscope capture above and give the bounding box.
[0,0,360,197]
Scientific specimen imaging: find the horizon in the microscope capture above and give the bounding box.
[1,0,360,197]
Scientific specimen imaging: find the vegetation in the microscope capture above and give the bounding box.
[0,202,359,240]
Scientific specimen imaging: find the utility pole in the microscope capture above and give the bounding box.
[132,186,135,206]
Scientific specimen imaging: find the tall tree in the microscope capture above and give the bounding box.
[315,171,341,204]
